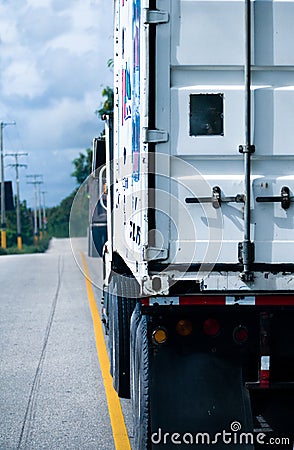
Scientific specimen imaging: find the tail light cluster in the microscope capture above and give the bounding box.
[152,327,168,345]
[203,318,221,337]
[151,318,249,345]
[175,319,193,336]
[233,325,249,344]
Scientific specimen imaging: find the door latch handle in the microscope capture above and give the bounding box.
[256,186,293,210]
[185,186,245,209]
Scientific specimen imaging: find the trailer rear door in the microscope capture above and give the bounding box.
[154,0,294,268]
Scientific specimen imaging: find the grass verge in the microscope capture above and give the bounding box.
[0,237,51,255]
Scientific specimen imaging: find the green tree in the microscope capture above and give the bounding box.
[6,200,34,247]
[46,186,89,239]
[96,86,114,118]
[96,59,114,119]
[71,148,92,186]
[46,191,77,238]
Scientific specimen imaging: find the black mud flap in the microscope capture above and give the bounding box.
[150,346,253,449]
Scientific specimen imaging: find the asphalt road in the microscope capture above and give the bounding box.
[0,238,133,450]
[1,238,294,450]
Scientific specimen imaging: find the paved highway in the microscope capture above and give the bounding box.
[0,238,133,450]
[1,238,294,450]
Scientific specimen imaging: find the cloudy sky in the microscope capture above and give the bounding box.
[0,0,113,207]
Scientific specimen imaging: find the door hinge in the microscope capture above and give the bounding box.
[143,8,169,25]
[143,128,169,144]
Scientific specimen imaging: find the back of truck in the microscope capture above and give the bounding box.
[106,0,294,448]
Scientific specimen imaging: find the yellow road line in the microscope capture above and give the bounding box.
[81,253,131,450]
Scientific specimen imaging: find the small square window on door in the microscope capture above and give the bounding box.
[190,94,224,136]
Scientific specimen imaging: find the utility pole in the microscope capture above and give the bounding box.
[6,152,28,250]
[27,174,43,244]
[41,191,47,236]
[37,177,43,239]
[0,121,16,249]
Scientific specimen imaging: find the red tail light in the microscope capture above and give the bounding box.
[233,325,248,344]
[203,318,221,336]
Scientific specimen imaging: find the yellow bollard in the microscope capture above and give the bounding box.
[1,229,7,249]
[17,236,22,250]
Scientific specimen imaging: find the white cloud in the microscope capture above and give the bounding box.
[2,60,46,98]
[24,94,101,149]
[0,18,18,46]
[0,0,113,206]
[47,32,98,56]
[26,0,51,7]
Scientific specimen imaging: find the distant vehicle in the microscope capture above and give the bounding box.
[88,138,107,257]
[93,0,294,448]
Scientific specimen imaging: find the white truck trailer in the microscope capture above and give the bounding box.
[96,0,294,448]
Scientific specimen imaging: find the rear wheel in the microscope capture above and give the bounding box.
[133,315,150,450]
[102,285,109,335]
[130,303,141,422]
[107,278,115,376]
[109,274,137,398]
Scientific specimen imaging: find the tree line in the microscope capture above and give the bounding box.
[2,85,114,249]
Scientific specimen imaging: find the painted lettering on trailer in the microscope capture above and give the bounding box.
[122,63,131,125]
[130,220,141,246]
[132,0,141,182]
[132,195,138,210]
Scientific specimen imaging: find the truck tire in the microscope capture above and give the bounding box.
[130,302,141,423]
[111,274,136,398]
[102,284,110,334]
[133,315,150,450]
[107,279,115,377]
